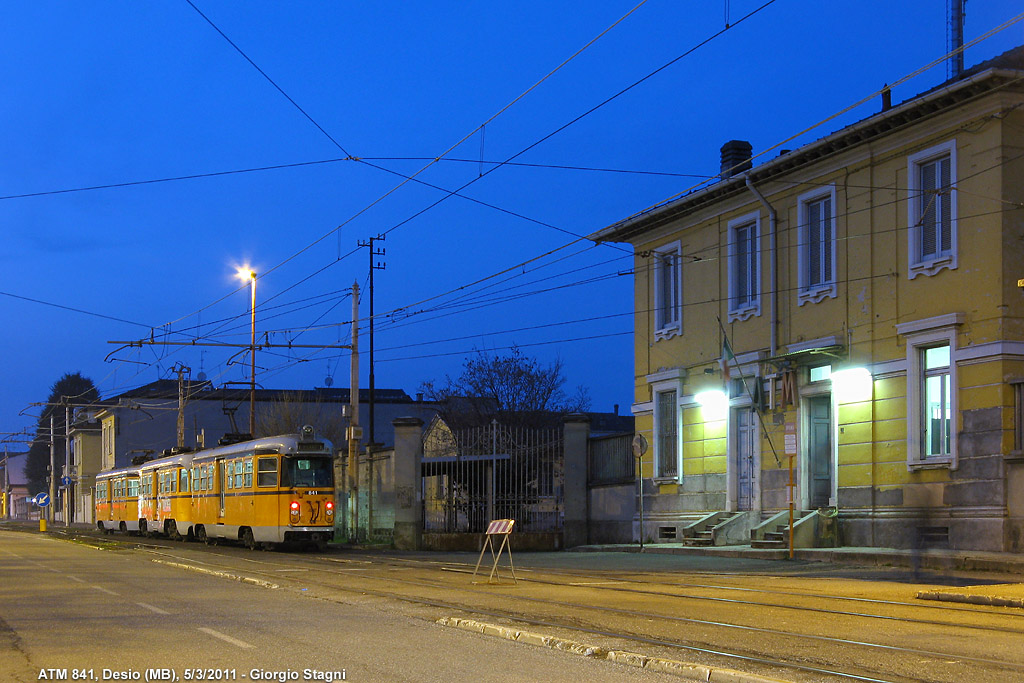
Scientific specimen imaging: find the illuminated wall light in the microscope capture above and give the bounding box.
[831,367,873,403]
[695,389,729,421]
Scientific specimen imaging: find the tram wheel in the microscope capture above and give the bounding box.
[241,528,256,550]
[195,525,209,544]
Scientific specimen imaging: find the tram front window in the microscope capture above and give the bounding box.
[282,456,333,488]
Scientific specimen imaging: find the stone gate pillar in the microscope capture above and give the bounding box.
[562,413,591,548]
[392,417,424,550]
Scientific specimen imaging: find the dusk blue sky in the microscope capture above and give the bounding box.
[2,1,1021,445]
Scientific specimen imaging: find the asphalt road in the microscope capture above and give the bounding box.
[0,530,685,683]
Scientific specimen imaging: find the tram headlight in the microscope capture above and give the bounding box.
[325,501,334,516]
[289,501,300,518]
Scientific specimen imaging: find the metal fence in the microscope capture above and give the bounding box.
[423,422,563,533]
[588,431,635,487]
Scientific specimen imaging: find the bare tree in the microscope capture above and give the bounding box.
[420,347,590,428]
[254,391,347,450]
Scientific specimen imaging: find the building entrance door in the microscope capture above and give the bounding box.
[734,408,756,511]
[808,396,833,508]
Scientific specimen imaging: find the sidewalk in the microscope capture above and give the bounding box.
[574,542,1024,608]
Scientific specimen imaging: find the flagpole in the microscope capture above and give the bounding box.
[716,318,792,558]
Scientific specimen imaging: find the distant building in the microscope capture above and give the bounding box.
[591,46,1024,551]
[2,452,31,520]
[90,380,438,470]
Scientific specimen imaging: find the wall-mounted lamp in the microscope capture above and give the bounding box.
[831,367,873,403]
[695,389,728,421]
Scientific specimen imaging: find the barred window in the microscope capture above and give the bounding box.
[656,390,678,478]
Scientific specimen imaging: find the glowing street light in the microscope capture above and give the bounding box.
[236,267,257,435]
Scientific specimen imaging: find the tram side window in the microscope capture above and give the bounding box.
[244,459,253,488]
[128,480,140,497]
[234,461,243,488]
[180,470,189,493]
[226,462,233,490]
[257,457,278,487]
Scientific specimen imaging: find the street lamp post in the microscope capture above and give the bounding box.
[237,267,257,436]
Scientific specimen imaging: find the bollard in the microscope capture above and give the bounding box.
[39,518,46,532]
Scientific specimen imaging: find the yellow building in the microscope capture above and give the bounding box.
[591,47,1024,552]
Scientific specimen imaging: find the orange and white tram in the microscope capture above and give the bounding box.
[95,466,142,534]
[95,427,335,549]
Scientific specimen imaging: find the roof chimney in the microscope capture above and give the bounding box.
[720,140,752,179]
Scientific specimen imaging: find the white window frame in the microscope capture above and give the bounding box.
[896,313,963,470]
[797,185,838,306]
[652,241,682,341]
[727,212,761,322]
[907,140,957,279]
[647,368,684,483]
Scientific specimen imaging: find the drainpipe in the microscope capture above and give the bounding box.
[746,174,791,559]
[743,175,777,359]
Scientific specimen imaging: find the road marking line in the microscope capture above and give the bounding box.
[91,585,119,596]
[68,576,87,583]
[198,627,254,649]
[137,602,170,615]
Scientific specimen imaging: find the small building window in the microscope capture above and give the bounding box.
[922,345,952,459]
[652,242,682,340]
[728,213,761,321]
[908,140,957,279]
[896,313,962,469]
[809,365,832,383]
[797,187,838,305]
[655,390,678,479]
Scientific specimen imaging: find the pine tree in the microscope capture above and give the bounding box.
[24,372,99,495]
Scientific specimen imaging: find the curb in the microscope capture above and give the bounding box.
[150,558,279,589]
[917,590,1024,608]
[436,617,791,683]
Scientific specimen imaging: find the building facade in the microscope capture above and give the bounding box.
[591,49,1024,552]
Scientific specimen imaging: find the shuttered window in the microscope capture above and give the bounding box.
[918,155,952,261]
[908,141,957,278]
[653,243,682,339]
[806,196,832,287]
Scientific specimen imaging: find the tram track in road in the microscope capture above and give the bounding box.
[126,542,1024,683]
[344,553,1024,634]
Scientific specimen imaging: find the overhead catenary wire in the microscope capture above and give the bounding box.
[36,10,1019,403]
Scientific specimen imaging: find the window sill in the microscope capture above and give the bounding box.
[727,305,760,323]
[654,325,682,342]
[653,476,678,485]
[908,254,956,280]
[907,458,953,471]
[1005,450,1024,464]
[797,284,837,306]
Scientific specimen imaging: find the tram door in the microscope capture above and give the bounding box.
[733,408,757,511]
[217,458,226,518]
[808,396,833,508]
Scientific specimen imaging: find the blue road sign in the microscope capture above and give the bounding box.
[60,476,71,487]
[35,493,50,508]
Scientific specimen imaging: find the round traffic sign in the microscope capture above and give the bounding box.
[35,493,50,508]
